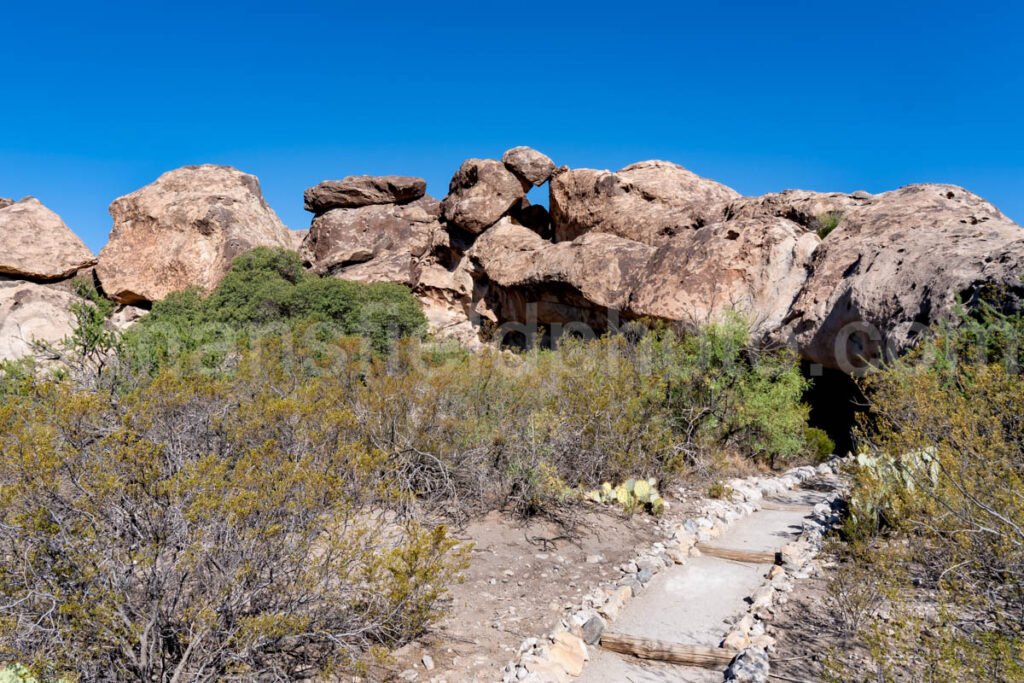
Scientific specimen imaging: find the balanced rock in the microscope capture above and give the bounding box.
[550,160,740,244]
[0,280,77,361]
[440,158,525,234]
[0,198,96,280]
[97,165,293,304]
[301,196,440,286]
[304,175,426,215]
[469,219,655,330]
[502,146,557,187]
[778,184,1024,370]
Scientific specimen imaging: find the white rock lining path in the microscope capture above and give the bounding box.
[501,463,844,683]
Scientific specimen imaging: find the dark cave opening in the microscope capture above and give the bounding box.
[802,363,866,456]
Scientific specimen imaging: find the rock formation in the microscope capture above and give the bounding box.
[301,196,440,286]
[777,184,1024,370]
[550,160,740,244]
[295,149,1024,371]
[502,146,557,188]
[96,165,293,304]
[304,175,427,215]
[6,148,1021,373]
[440,159,525,235]
[0,198,96,280]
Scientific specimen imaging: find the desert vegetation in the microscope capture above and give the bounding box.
[0,248,829,680]
[824,297,1024,681]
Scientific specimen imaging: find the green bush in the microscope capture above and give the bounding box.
[124,247,427,368]
[804,426,836,462]
[816,211,843,239]
[832,304,1024,680]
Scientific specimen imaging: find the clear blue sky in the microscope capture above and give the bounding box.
[1,1,1021,252]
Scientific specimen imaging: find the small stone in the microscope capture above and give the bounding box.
[398,670,418,682]
[585,554,604,564]
[725,647,770,682]
[581,615,605,645]
[723,630,750,650]
[598,586,632,621]
[421,654,434,671]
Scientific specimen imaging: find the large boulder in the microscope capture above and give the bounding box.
[0,280,77,361]
[96,165,293,304]
[550,160,740,244]
[632,217,819,336]
[0,198,96,280]
[468,219,655,333]
[300,196,441,286]
[502,146,557,187]
[778,184,1024,371]
[304,175,426,215]
[440,159,525,235]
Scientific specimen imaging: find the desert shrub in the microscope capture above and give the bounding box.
[124,247,427,369]
[0,349,467,681]
[804,426,836,462]
[707,481,733,499]
[816,210,843,239]
[832,304,1024,680]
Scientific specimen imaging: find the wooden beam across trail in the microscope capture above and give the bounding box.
[694,543,778,564]
[600,631,738,669]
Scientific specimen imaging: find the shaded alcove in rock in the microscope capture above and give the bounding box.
[802,363,866,456]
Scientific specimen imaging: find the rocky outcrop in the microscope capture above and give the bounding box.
[0,197,13,209]
[550,161,740,244]
[778,184,1024,370]
[470,219,654,330]
[0,198,96,280]
[502,146,557,188]
[723,190,874,233]
[440,159,525,235]
[632,217,819,336]
[304,175,426,215]
[301,196,440,284]
[96,165,293,304]
[0,280,77,361]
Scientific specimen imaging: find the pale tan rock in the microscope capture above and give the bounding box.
[520,654,570,683]
[722,189,874,231]
[550,160,739,244]
[0,280,77,361]
[547,632,587,676]
[97,165,293,304]
[723,630,750,650]
[0,198,95,280]
[598,586,632,621]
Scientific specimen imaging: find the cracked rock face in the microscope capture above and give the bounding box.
[550,160,741,245]
[0,198,96,280]
[96,165,293,304]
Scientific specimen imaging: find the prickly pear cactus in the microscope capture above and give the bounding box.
[583,476,666,516]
